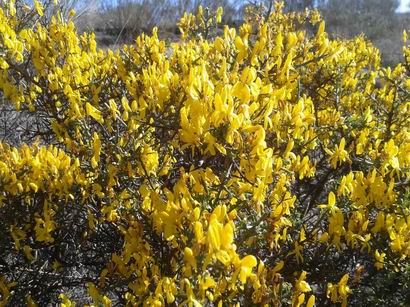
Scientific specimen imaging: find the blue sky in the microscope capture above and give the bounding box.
[398,0,410,12]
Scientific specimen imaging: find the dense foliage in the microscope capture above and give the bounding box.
[0,1,409,306]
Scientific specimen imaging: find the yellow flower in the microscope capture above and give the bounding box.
[216,7,223,23]
[239,255,257,283]
[374,250,386,270]
[325,138,350,169]
[85,102,104,124]
[33,0,44,16]
[318,191,337,212]
[59,294,75,307]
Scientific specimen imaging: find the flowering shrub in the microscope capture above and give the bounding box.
[0,1,409,306]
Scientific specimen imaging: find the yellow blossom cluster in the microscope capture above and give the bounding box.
[0,1,409,306]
